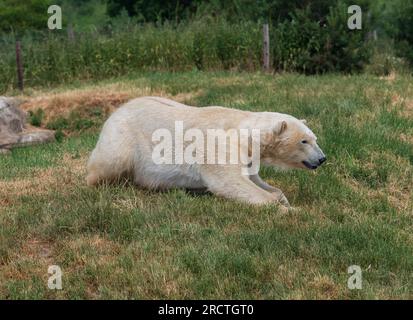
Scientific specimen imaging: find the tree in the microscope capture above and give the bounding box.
[105,0,361,24]
[0,0,53,33]
[107,0,196,22]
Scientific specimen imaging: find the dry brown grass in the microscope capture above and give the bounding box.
[62,235,122,266]
[401,99,413,118]
[17,84,204,126]
[0,153,87,208]
[379,72,397,82]
[0,234,122,299]
[389,94,413,118]
[400,133,413,144]
[19,90,132,123]
[0,170,54,202]
[0,237,54,293]
[309,275,340,299]
[341,152,412,212]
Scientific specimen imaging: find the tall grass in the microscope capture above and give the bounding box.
[0,19,262,93]
[1,10,378,94]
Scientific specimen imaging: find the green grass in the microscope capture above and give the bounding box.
[1,71,412,299]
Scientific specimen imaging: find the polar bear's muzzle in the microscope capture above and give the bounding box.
[302,159,325,170]
[302,144,326,170]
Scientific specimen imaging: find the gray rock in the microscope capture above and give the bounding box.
[0,97,25,148]
[0,97,55,152]
[18,129,56,146]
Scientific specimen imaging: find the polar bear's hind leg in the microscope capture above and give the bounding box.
[86,146,134,186]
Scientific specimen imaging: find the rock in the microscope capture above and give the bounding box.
[0,97,55,150]
[0,97,25,148]
[18,127,56,146]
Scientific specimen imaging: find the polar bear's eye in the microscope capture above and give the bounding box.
[301,140,308,144]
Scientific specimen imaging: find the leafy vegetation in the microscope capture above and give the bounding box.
[0,14,370,93]
[28,108,45,127]
[0,0,52,33]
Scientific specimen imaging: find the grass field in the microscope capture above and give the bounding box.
[0,71,412,299]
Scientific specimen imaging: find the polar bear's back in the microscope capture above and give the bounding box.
[110,96,251,133]
[87,96,252,186]
[121,96,190,110]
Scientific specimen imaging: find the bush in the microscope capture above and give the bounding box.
[0,0,52,34]
[272,3,371,74]
[374,0,413,68]
[365,40,410,76]
[28,108,45,127]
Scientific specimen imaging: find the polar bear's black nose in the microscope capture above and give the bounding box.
[319,157,327,165]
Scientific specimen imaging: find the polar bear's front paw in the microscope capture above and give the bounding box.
[278,193,290,207]
[269,188,290,207]
[277,203,295,214]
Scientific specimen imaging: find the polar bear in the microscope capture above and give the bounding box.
[87,97,326,208]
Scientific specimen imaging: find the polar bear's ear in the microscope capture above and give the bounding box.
[300,119,307,124]
[275,120,288,135]
[261,120,288,145]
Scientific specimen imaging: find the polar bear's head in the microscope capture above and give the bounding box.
[260,114,326,170]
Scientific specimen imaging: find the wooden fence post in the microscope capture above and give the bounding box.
[263,24,270,72]
[15,41,24,91]
[68,23,75,42]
